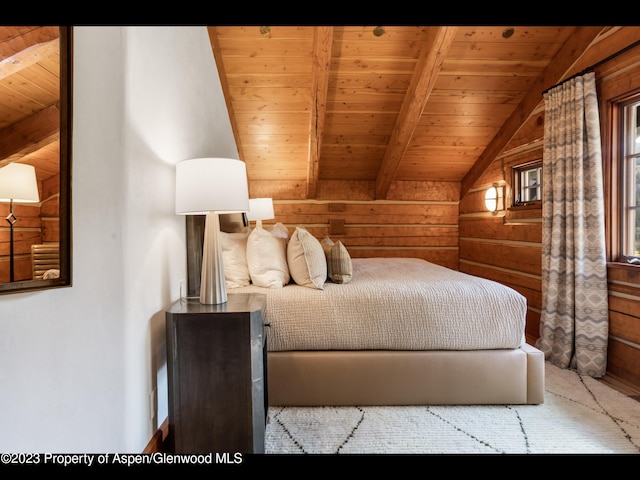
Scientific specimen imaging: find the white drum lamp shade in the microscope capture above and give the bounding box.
[246,197,274,228]
[175,157,250,304]
[0,163,40,203]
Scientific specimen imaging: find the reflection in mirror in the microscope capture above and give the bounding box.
[0,26,71,294]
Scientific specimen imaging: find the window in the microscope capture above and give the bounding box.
[621,100,640,259]
[512,161,542,206]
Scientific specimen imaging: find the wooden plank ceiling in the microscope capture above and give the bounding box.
[0,26,60,186]
[0,26,622,204]
[209,25,609,200]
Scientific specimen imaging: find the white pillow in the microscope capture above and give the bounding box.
[220,231,250,288]
[287,227,327,289]
[246,226,290,288]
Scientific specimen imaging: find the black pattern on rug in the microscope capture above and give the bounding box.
[269,406,367,454]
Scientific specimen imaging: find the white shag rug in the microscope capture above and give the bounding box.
[264,362,640,454]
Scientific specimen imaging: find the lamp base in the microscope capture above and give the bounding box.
[200,212,227,304]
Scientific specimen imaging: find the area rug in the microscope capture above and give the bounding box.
[264,362,640,454]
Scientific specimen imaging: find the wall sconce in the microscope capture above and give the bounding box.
[246,198,274,229]
[0,163,40,282]
[175,158,249,305]
[484,185,502,215]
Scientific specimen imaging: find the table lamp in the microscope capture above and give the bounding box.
[246,197,274,228]
[175,157,249,304]
[0,162,40,282]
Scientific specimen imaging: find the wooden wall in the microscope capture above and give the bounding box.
[459,141,544,345]
[458,40,640,388]
[253,179,461,271]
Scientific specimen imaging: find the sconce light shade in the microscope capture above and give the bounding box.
[0,163,40,203]
[246,197,274,225]
[484,186,498,213]
[175,158,250,304]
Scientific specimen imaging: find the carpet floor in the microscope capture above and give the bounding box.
[264,361,640,455]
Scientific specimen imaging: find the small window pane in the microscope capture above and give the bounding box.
[632,158,640,256]
[622,102,640,258]
[514,164,542,205]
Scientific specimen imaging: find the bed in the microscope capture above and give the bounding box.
[224,227,545,406]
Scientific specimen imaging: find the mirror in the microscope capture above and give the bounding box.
[0,26,71,294]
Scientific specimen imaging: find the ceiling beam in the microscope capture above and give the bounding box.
[375,26,457,200]
[0,26,59,81]
[460,26,607,198]
[207,27,245,163]
[306,26,333,200]
[0,104,59,167]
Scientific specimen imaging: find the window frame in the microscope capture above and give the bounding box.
[605,87,640,266]
[619,98,640,261]
[512,160,543,207]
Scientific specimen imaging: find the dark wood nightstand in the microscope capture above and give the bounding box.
[165,293,267,454]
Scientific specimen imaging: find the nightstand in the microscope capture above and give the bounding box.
[165,292,268,454]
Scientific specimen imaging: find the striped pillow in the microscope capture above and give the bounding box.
[325,239,352,284]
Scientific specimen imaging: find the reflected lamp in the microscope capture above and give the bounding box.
[0,163,40,282]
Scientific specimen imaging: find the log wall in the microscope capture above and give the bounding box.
[254,179,461,271]
[246,34,640,389]
[458,41,640,388]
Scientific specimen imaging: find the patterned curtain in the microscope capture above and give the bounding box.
[536,72,609,378]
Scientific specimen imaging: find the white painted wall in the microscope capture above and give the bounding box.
[0,26,238,453]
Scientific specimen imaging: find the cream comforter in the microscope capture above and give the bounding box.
[231,257,526,352]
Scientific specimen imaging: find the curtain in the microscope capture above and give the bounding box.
[536,72,609,378]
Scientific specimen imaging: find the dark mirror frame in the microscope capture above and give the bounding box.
[0,26,72,295]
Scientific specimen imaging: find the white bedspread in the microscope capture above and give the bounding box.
[231,257,526,352]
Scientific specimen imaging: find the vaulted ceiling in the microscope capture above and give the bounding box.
[208,26,634,200]
[3,25,639,205]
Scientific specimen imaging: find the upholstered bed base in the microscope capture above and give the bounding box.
[267,343,545,406]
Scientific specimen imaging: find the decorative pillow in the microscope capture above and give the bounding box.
[220,231,250,288]
[321,236,352,284]
[270,222,290,256]
[321,236,334,256]
[246,226,290,288]
[287,227,327,289]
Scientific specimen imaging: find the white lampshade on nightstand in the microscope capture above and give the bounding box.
[246,197,274,228]
[175,157,250,305]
